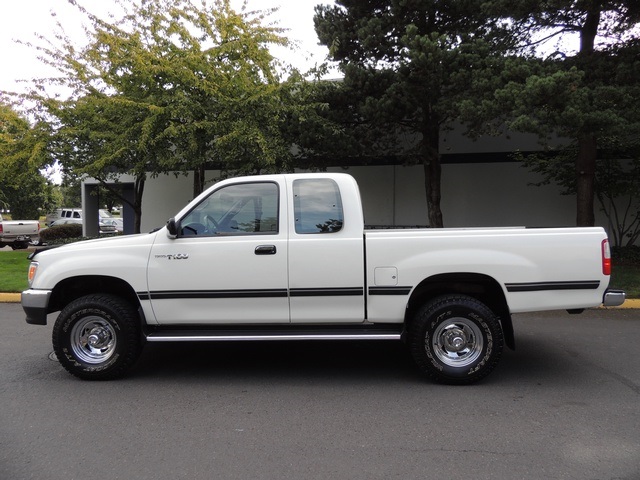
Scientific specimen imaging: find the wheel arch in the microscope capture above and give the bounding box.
[406,272,515,350]
[49,275,141,315]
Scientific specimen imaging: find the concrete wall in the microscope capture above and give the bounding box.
[322,163,586,229]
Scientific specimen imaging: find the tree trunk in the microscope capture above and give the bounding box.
[573,7,600,227]
[422,122,443,228]
[575,133,596,226]
[133,175,145,234]
[193,164,205,198]
[580,7,600,53]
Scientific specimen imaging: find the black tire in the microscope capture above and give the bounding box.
[52,294,142,380]
[408,295,504,385]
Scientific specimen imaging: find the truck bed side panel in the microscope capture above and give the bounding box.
[365,227,609,319]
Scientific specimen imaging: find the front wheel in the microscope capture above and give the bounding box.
[52,294,142,380]
[408,295,504,385]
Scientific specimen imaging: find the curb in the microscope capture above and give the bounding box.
[1,292,639,308]
[599,300,640,309]
[0,293,21,303]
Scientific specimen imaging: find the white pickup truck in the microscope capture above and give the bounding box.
[22,173,625,384]
[0,214,40,249]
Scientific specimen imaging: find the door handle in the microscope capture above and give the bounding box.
[255,245,277,255]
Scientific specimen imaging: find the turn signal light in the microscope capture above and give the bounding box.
[602,239,612,276]
[28,262,38,286]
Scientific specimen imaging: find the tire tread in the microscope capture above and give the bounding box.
[52,294,142,380]
[408,294,504,385]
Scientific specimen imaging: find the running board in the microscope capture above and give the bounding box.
[145,326,403,343]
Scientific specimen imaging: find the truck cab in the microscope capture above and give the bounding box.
[153,173,365,325]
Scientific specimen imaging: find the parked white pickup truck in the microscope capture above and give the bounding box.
[0,214,40,249]
[22,173,625,383]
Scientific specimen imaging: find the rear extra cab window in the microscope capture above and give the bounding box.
[180,182,279,236]
[293,178,344,234]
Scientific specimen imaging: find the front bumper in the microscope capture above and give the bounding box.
[603,289,626,307]
[22,289,52,325]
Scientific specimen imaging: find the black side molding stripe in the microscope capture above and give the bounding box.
[369,286,412,295]
[505,281,600,292]
[140,281,599,300]
[290,287,364,297]
[139,289,289,300]
[138,287,364,300]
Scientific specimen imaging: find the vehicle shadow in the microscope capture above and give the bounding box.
[127,334,574,386]
[129,340,421,385]
[493,334,584,385]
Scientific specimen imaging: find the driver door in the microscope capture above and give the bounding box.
[147,180,289,325]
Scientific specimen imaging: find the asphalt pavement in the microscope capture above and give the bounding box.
[1,303,639,480]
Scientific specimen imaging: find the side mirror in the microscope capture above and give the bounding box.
[166,218,178,239]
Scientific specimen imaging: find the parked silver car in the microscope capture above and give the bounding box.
[101,218,124,233]
[49,218,118,235]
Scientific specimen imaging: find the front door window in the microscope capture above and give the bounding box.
[180,182,279,236]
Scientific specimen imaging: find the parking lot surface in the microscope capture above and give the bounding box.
[1,303,639,480]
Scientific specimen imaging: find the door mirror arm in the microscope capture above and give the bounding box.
[166,218,179,239]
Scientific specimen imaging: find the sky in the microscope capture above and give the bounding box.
[0,0,335,95]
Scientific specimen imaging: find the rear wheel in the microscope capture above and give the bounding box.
[408,295,504,385]
[52,294,142,380]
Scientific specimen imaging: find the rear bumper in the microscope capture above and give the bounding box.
[603,289,626,307]
[0,237,33,247]
[21,289,52,325]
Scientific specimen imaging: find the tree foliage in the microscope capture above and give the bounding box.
[314,0,515,227]
[23,0,297,232]
[0,103,56,219]
[487,1,640,226]
[279,71,363,170]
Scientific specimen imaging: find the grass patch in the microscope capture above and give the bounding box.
[611,246,640,299]
[610,265,640,299]
[0,251,31,293]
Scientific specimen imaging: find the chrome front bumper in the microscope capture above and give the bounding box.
[22,289,52,325]
[603,289,626,307]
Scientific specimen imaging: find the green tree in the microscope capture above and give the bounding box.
[24,0,295,232]
[0,103,56,219]
[314,1,514,227]
[489,1,640,226]
[279,70,363,170]
[56,178,82,209]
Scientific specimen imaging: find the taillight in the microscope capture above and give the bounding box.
[602,239,612,276]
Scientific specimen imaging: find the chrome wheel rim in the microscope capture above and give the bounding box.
[430,318,483,367]
[70,316,117,364]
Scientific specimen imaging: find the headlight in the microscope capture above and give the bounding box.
[27,262,38,287]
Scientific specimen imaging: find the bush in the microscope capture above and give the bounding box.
[612,245,640,266]
[39,224,83,243]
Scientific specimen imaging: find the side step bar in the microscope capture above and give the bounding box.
[145,325,403,343]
